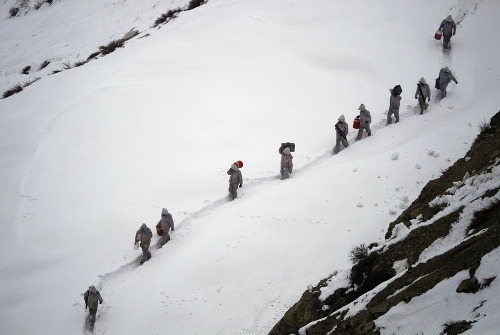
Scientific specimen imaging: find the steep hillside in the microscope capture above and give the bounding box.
[269,112,500,335]
[1,0,499,334]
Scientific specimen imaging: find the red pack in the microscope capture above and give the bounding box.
[353,117,360,129]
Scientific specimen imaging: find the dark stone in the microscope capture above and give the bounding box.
[457,277,480,294]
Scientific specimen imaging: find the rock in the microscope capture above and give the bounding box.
[456,276,480,294]
[121,27,139,41]
[356,320,375,334]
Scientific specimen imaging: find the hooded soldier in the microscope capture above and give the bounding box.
[135,223,153,264]
[227,163,243,200]
[355,104,372,140]
[334,115,349,154]
[438,67,458,98]
[158,208,174,248]
[280,147,294,179]
[415,77,431,114]
[438,15,457,49]
[387,86,402,125]
[84,286,103,325]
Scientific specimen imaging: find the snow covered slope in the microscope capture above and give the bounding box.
[0,0,498,334]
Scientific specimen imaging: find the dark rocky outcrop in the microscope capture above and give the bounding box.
[268,112,500,335]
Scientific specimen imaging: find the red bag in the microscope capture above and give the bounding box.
[235,160,244,168]
[353,117,360,129]
[156,222,164,236]
[434,30,442,40]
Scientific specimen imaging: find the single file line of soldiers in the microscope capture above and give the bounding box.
[334,14,458,155]
[81,14,460,330]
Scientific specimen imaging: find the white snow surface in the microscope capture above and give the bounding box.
[0,0,499,334]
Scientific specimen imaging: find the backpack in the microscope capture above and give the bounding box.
[392,85,402,96]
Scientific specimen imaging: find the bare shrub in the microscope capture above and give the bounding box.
[154,8,182,27]
[74,60,86,67]
[9,7,19,17]
[2,84,23,98]
[23,77,40,87]
[34,1,44,10]
[51,69,61,74]
[73,61,85,67]
[21,66,31,75]
[481,276,496,289]
[349,244,369,265]
[86,51,101,61]
[34,0,53,9]
[186,0,207,10]
[478,119,491,133]
[39,60,50,70]
[99,39,124,55]
[62,61,73,70]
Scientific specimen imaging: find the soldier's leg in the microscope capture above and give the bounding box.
[89,308,97,323]
[387,110,393,124]
[418,96,425,114]
[443,34,451,48]
[341,137,349,148]
[440,82,448,98]
[356,126,364,140]
[333,137,341,154]
[394,110,399,123]
[365,124,372,136]
[231,184,238,199]
[140,246,148,263]
[282,168,290,179]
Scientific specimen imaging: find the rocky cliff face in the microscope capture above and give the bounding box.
[269,111,500,335]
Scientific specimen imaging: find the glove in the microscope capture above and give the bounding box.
[414,96,417,99]
[455,80,458,84]
[239,184,242,188]
[99,301,102,304]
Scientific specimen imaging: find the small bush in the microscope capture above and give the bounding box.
[62,61,73,70]
[154,8,182,27]
[186,0,207,10]
[21,66,31,75]
[2,84,23,98]
[74,60,86,67]
[478,119,491,133]
[99,39,124,55]
[51,69,61,74]
[34,0,53,10]
[467,200,499,234]
[349,244,369,265]
[9,7,19,17]
[23,77,40,87]
[39,60,50,70]
[34,1,44,10]
[481,277,496,289]
[86,51,101,61]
